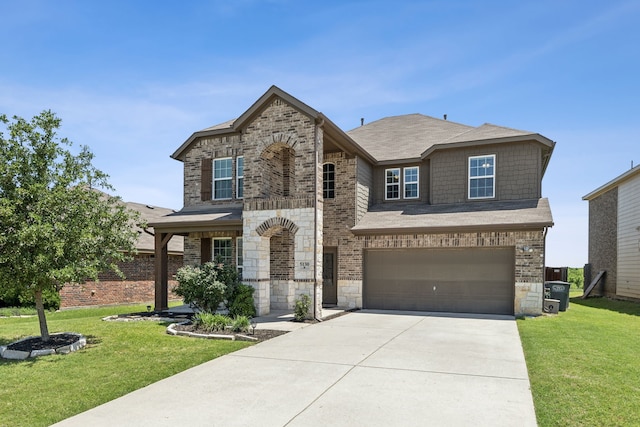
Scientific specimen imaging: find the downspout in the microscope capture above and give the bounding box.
[313,118,325,321]
[542,226,549,306]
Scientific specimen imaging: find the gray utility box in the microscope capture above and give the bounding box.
[543,298,560,314]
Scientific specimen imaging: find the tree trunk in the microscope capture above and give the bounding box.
[35,289,50,342]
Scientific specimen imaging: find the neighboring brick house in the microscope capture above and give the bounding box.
[60,203,183,308]
[583,165,640,300]
[150,86,555,317]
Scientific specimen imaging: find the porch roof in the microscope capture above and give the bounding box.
[148,206,242,234]
[351,198,553,235]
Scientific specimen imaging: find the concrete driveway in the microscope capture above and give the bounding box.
[53,310,537,427]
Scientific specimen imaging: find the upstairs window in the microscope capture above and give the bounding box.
[385,168,400,200]
[404,167,419,199]
[469,155,495,199]
[214,158,233,200]
[323,163,335,199]
[236,156,244,199]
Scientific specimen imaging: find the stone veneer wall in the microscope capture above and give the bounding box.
[242,207,321,316]
[330,230,546,315]
[588,187,618,296]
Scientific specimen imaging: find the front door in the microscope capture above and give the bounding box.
[322,249,337,306]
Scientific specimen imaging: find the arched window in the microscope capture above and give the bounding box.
[323,163,335,199]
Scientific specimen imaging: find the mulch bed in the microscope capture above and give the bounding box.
[171,323,288,342]
[6,333,81,352]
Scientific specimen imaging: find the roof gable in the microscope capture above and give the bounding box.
[583,164,640,200]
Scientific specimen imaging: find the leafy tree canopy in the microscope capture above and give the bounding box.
[0,111,141,340]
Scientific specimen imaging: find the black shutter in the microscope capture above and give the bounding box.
[201,158,212,200]
[201,238,212,264]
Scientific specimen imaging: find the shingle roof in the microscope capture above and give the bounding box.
[351,198,553,234]
[346,115,551,163]
[126,202,184,254]
[148,205,243,233]
[441,123,535,144]
[346,114,473,161]
[199,119,235,132]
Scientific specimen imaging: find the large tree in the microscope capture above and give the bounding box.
[0,111,140,342]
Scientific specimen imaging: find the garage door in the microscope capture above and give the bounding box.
[363,247,515,315]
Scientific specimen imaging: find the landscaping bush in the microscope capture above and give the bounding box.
[193,312,232,332]
[294,294,311,322]
[228,284,256,318]
[173,261,246,316]
[173,261,239,313]
[0,286,60,311]
[231,315,251,333]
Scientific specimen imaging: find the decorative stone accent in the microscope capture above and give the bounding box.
[0,333,86,360]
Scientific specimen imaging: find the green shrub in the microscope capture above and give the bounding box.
[228,284,256,318]
[0,286,60,311]
[231,315,251,333]
[568,267,584,289]
[173,261,242,313]
[193,312,231,332]
[173,262,227,313]
[294,294,311,322]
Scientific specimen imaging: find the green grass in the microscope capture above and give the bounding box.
[0,303,252,427]
[0,306,38,317]
[518,296,640,427]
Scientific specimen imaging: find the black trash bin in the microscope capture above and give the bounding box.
[544,281,571,311]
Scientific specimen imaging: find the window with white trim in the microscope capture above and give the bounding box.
[236,237,243,279]
[213,158,233,200]
[323,163,335,199]
[385,168,400,200]
[213,238,232,264]
[468,155,495,199]
[236,156,244,199]
[404,167,419,199]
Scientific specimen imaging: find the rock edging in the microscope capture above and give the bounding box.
[0,332,86,360]
[166,322,258,342]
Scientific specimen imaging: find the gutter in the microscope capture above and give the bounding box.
[313,118,324,322]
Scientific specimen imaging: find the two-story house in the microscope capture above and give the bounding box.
[150,86,555,318]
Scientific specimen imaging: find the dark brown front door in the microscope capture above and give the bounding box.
[322,249,337,306]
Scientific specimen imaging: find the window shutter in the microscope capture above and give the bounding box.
[201,158,212,200]
[201,238,212,264]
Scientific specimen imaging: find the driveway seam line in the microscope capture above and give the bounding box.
[283,364,358,427]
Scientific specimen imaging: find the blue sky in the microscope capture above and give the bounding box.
[1,0,639,267]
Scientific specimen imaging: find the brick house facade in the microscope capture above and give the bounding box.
[60,203,183,308]
[151,86,555,317]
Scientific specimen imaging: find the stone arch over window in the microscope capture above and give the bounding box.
[256,216,300,237]
[259,142,296,197]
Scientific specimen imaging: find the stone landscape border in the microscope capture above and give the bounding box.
[0,332,86,360]
[166,321,258,342]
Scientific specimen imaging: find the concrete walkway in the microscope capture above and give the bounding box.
[53,310,537,427]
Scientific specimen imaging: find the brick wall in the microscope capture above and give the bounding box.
[60,254,183,308]
[326,230,546,315]
[588,187,618,296]
[183,134,243,208]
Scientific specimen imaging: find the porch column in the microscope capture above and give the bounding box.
[154,231,173,311]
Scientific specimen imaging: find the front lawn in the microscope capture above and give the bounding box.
[518,296,640,427]
[0,304,251,426]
